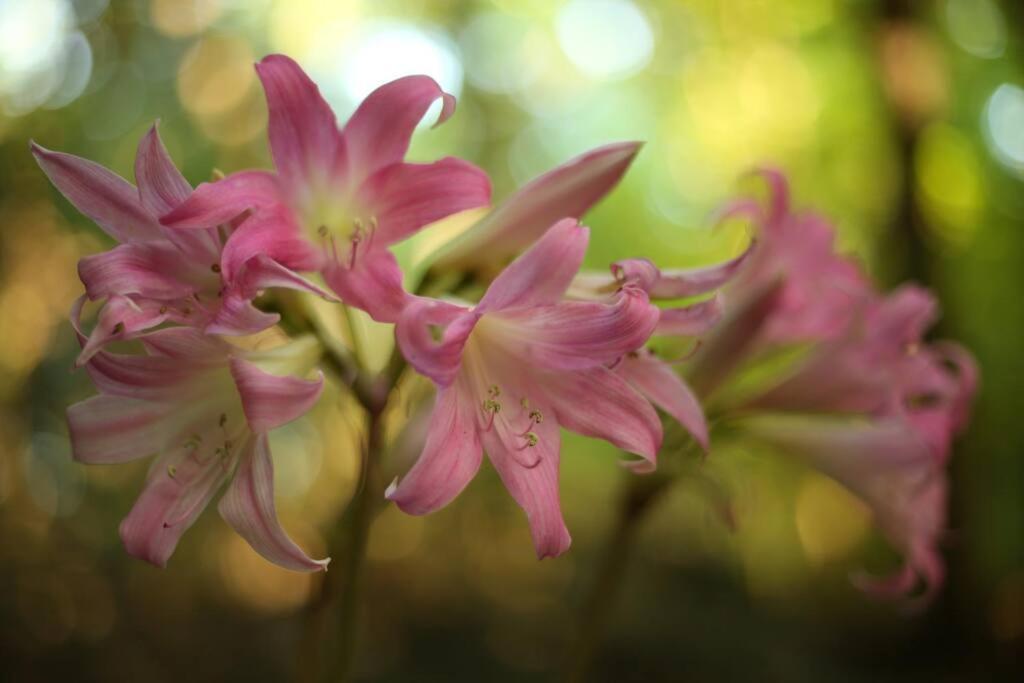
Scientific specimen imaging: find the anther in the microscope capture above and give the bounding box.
[219,413,228,427]
[520,397,529,410]
[488,385,501,399]
[482,398,502,431]
[167,465,177,479]
[211,263,221,273]
[317,225,328,238]
[112,322,125,335]
[159,305,168,315]
[528,409,543,424]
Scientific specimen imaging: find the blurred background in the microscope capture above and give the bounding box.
[1,0,1022,680]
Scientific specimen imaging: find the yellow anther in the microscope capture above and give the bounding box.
[167,465,178,479]
[528,409,544,424]
[211,263,221,273]
[112,322,125,334]
[483,399,502,414]
[523,432,538,447]
[488,385,501,398]
[317,225,328,237]
[520,397,530,409]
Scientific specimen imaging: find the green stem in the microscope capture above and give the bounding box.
[341,304,366,366]
[564,472,673,683]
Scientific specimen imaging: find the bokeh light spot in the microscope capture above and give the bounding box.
[983,83,1024,175]
[177,34,255,117]
[150,0,222,38]
[555,0,654,81]
[917,122,983,246]
[945,0,1006,59]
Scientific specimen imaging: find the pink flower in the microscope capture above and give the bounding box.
[161,54,492,322]
[66,298,328,571]
[389,219,663,558]
[32,125,332,365]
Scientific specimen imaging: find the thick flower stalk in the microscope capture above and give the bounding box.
[32,125,332,365]
[389,219,666,557]
[161,54,492,322]
[67,298,328,571]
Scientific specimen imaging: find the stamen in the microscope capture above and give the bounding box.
[520,397,529,410]
[112,322,125,335]
[210,263,221,273]
[317,225,328,238]
[158,305,168,315]
[511,432,542,468]
[482,398,502,431]
[517,408,544,435]
[488,385,501,399]
[167,465,177,479]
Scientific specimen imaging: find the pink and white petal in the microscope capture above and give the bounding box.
[638,245,753,299]
[359,157,491,245]
[617,353,708,450]
[220,208,323,283]
[205,295,280,337]
[483,413,571,559]
[433,142,641,269]
[395,297,477,386]
[477,219,589,312]
[655,296,723,337]
[233,253,337,301]
[542,366,662,463]
[254,54,344,196]
[78,241,198,301]
[160,170,283,229]
[323,247,411,323]
[31,142,162,243]
[229,357,323,433]
[67,395,179,464]
[76,296,171,366]
[608,258,659,291]
[218,434,330,571]
[342,75,455,182]
[119,444,231,568]
[494,287,659,370]
[138,325,230,361]
[134,123,192,215]
[386,385,483,514]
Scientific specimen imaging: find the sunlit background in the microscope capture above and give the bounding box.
[1,0,1022,680]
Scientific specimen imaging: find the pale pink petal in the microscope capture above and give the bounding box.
[120,443,231,568]
[482,409,571,559]
[433,142,641,269]
[205,295,280,337]
[493,286,659,370]
[341,75,455,183]
[254,54,344,195]
[541,366,662,464]
[616,246,753,300]
[386,385,483,514]
[75,296,171,366]
[358,157,491,245]
[67,395,178,464]
[31,142,163,243]
[220,208,323,283]
[477,219,589,312]
[395,297,477,386]
[218,434,330,571]
[655,295,723,337]
[229,357,323,433]
[160,170,282,229]
[138,326,229,361]
[78,242,198,301]
[616,351,708,450]
[233,253,337,302]
[322,247,411,323]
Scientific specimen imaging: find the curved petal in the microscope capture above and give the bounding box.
[482,408,571,559]
[655,295,723,337]
[323,247,411,323]
[135,123,192,215]
[67,394,178,464]
[493,286,659,370]
[386,385,483,514]
[542,366,662,463]
[233,253,337,302]
[477,219,589,313]
[31,142,163,243]
[78,241,198,301]
[359,157,491,246]
[160,170,283,229]
[119,441,232,568]
[218,434,330,571]
[616,244,753,300]
[395,297,477,386]
[342,74,456,183]
[617,352,708,450]
[432,141,641,269]
[254,54,344,196]
[76,296,171,366]
[205,295,281,337]
[229,358,323,433]
[220,208,322,283]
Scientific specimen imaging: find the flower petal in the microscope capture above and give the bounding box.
[359,157,491,246]
[541,366,662,463]
[395,297,477,386]
[233,253,337,302]
[205,295,281,337]
[220,208,323,283]
[75,295,171,366]
[229,357,323,433]
[492,286,659,371]
[67,394,178,464]
[254,54,344,196]
[341,74,455,183]
[323,247,411,323]
[160,170,282,229]
[386,385,483,514]
[78,241,198,301]
[655,295,723,337]
[218,433,330,572]
[31,142,163,243]
[477,218,589,312]
[432,142,641,270]
[616,351,708,450]
[134,123,192,215]
[615,245,753,300]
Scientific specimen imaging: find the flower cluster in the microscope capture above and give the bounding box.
[35,55,975,603]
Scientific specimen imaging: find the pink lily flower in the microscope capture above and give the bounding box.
[389,219,663,558]
[32,125,333,365]
[161,54,492,322]
[428,141,642,273]
[66,298,328,571]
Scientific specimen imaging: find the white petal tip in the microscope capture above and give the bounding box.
[384,476,399,500]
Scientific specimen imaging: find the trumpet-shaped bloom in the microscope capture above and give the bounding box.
[67,299,328,571]
[161,54,492,322]
[32,126,332,365]
[389,219,662,557]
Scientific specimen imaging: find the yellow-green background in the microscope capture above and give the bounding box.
[1,0,1021,680]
